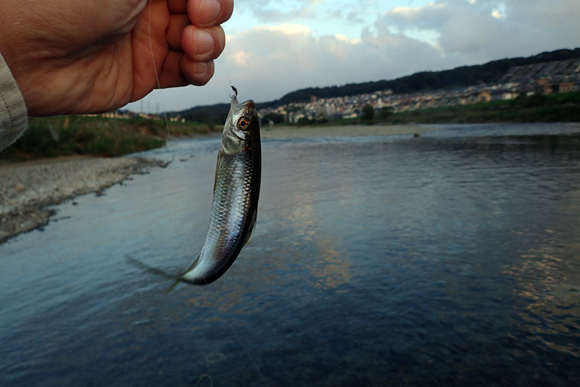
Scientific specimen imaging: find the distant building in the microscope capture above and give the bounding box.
[477,91,492,103]
[491,90,519,101]
[559,82,574,93]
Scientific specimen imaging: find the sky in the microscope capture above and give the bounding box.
[125,0,580,113]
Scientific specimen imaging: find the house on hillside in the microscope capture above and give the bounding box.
[535,79,576,95]
[477,91,492,103]
[459,93,479,105]
[491,90,519,101]
[559,82,575,93]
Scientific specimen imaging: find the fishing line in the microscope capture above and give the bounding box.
[148,0,232,139]
[197,14,233,92]
[219,38,233,90]
[148,0,171,139]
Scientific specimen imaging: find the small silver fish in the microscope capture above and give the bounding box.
[127,88,261,287]
[178,87,261,285]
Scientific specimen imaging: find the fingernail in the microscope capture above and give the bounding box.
[193,62,208,75]
[193,29,214,55]
[199,0,221,25]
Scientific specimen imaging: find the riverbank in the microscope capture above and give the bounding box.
[0,115,212,163]
[0,156,157,243]
[382,92,580,125]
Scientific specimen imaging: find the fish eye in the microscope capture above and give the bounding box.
[238,117,250,130]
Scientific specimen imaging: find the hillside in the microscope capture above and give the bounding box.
[177,47,580,123]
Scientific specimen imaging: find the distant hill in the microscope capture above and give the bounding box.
[177,47,580,123]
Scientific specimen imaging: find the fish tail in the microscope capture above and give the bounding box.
[165,279,181,294]
[125,254,179,281]
[126,254,205,292]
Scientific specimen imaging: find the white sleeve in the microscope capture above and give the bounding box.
[0,51,28,152]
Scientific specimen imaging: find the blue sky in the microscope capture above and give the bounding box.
[126,0,580,113]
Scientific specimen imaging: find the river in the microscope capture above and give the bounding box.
[1,123,580,386]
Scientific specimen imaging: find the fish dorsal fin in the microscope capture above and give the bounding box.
[243,209,258,247]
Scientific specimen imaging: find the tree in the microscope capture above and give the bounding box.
[380,107,392,120]
[261,113,285,126]
[362,104,374,121]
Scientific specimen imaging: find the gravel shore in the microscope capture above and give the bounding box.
[0,156,156,243]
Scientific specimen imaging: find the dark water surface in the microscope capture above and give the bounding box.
[1,123,580,386]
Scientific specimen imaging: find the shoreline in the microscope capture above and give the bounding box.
[0,156,157,244]
[259,124,440,139]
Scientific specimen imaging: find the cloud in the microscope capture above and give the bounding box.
[236,0,323,23]
[233,0,380,28]
[380,0,580,64]
[220,22,450,104]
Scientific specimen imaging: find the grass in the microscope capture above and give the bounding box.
[379,91,580,125]
[1,115,213,162]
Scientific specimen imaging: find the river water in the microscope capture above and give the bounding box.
[1,123,580,386]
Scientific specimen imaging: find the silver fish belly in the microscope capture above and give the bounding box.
[179,89,261,285]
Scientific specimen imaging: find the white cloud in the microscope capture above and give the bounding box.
[218,22,450,104]
[252,23,312,35]
[380,0,580,64]
[231,50,250,66]
[236,0,324,23]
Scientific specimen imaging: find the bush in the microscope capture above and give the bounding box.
[12,123,60,157]
[1,116,167,161]
[362,104,374,121]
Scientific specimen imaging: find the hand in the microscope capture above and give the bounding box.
[0,0,233,116]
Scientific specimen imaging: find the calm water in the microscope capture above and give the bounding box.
[1,123,580,386]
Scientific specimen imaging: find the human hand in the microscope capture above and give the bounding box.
[0,0,233,116]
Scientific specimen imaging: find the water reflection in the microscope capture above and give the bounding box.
[504,229,580,358]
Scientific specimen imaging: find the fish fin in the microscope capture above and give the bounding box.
[243,209,258,247]
[165,279,181,294]
[125,255,176,280]
[180,251,202,273]
[126,254,203,293]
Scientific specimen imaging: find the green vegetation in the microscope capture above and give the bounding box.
[380,91,580,125]
[1,115,212,162]
[261,112,285,126]
[362,104,375,122]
